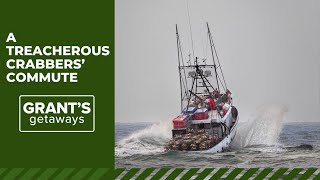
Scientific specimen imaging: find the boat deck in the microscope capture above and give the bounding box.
[191,109,228,124]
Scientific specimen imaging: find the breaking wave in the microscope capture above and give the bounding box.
[232,104,288,148]
[116,104,288,157]
[115,120,172,157]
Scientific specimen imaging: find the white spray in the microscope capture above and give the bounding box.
[115,120,172,157]
[116,104,288,156]
[232,104,288,148]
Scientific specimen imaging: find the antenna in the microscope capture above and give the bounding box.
[186,0,195,64]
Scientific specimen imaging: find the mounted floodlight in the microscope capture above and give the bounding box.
[188,71,196,78]
[204,70,212,77]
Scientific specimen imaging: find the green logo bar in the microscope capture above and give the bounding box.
[19,95,95,132]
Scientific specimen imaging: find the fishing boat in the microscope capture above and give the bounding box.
[165,23,239,153]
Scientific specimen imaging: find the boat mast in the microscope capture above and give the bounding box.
[207,23,224,117]
[207,22,228,91]
[207,22,221,93]
[175,23,226,117]
[176,24,188,111]
[176,25,183,111]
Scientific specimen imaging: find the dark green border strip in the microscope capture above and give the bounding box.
[32,168,48,180]
[239,168,259,180]
[194,168,214,180]
[0,168,317,179]
[0,168,8,176]
[210,168,228,179]
[180,168,199,180]
[0,168,11,179]
[66,168,81,179]
[150,168,170,180]
[112,168,125,179]
[314,172,320,180]
[37,168,59,179]
[2,168,24,180]
[0,168,113,180]
[88,168,109,179]
[165,168,185,180]
[225,168,244,180]
[284,168,303,180]
[48,168,64,179]
[136,168,155,180]
[17,168,41,180]
[121,168,140,180]
[269,168,288,180]
[53,168,76,179]
[298,168,317,180]
[13,168,29,180]
[253,168,273,180]
[70,168,93,180]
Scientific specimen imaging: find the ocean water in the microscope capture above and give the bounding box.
[115,106,320,168]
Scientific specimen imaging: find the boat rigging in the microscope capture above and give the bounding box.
[165,23,239,152]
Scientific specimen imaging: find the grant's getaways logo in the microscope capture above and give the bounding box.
[19,95,95,132]
[23,101,90,126]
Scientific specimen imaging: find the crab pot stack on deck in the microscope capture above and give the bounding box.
[164,129,219,151]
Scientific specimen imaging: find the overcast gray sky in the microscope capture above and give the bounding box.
[116,0,320,122]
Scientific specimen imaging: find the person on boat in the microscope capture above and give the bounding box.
[215,98,223,110]
[226,89,232,103]
[221,94,228,103]
[195,96,202,108]
[212,89,218,99]
[206,97,216,110]
[197,96,206,108]
[188,99,196,107]
[213,88,220,99]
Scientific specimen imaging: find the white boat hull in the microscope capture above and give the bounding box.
[203,116,238,153]
[190,104,239,153]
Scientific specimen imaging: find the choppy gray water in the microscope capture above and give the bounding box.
[115,106,320,168]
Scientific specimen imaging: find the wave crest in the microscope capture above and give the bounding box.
[115,120,171,157]
[232,104,288,148]
[116,104,288,156]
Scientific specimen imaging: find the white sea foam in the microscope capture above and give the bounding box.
[115,120,172,157]
[116,104,288,156]
[232,104,288,148]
